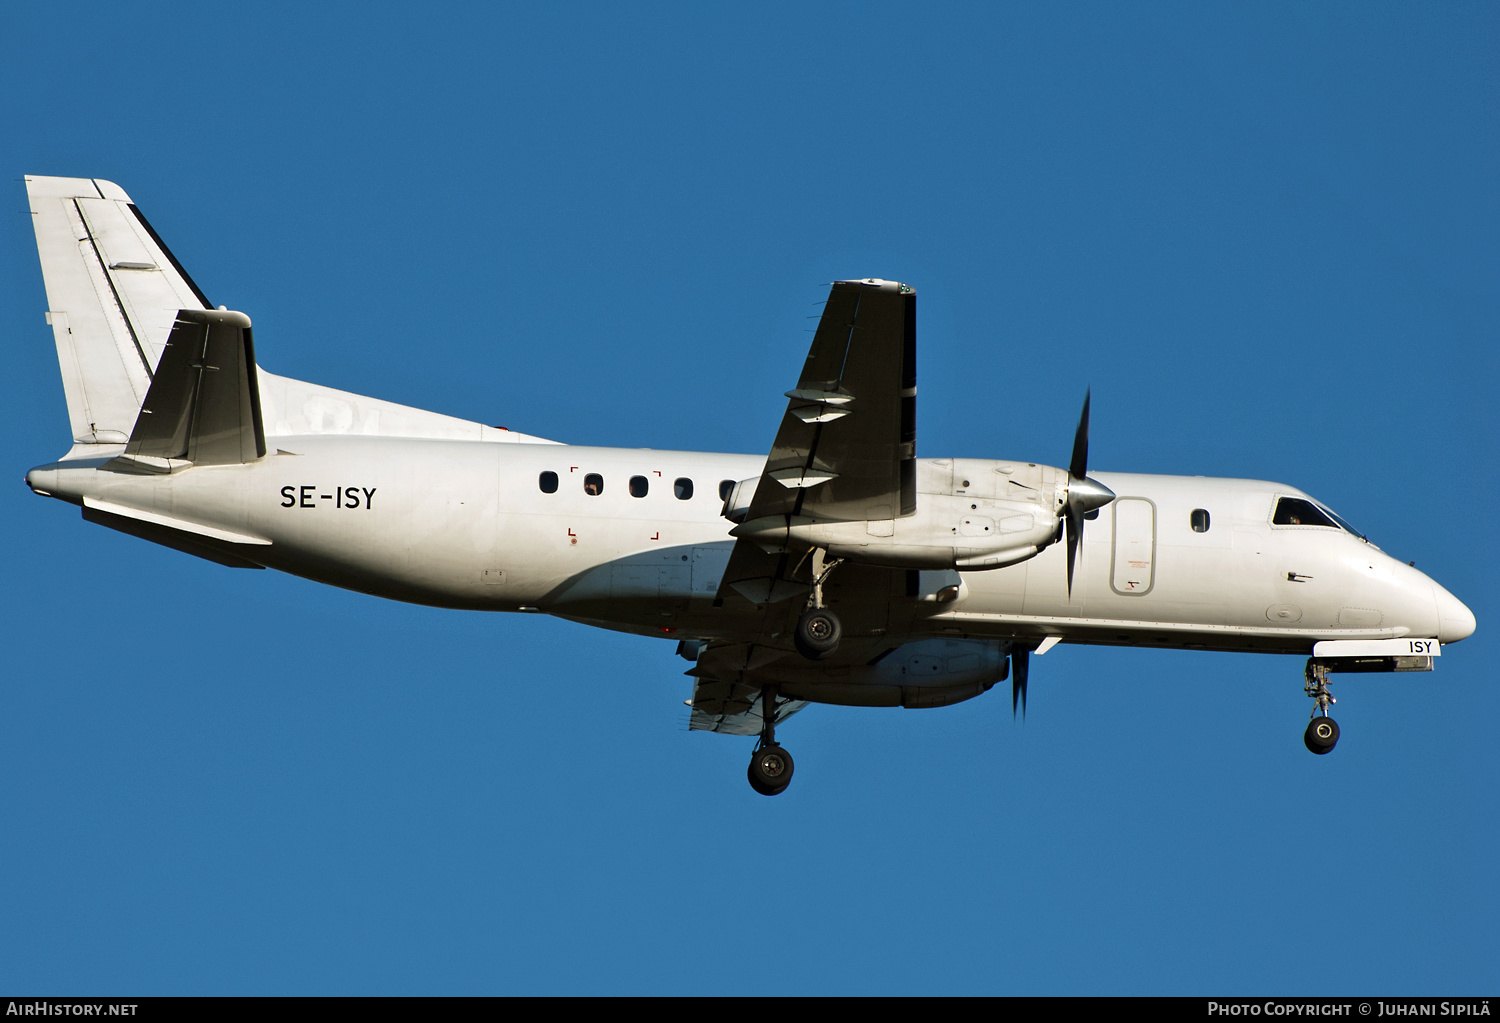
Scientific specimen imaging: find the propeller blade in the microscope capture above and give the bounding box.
[1011,647,1030,719]
[1061,389,1114,597]
[1065,506,1080,596]
[1069,389,1091,482]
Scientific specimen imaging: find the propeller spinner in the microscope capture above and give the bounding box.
[1062,390,1116,596]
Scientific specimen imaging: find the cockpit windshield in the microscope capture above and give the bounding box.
[1317,503,1368,542]
[1272,496,1368,541]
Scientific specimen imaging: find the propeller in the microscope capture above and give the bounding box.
[1062,390,1116,597]
[1011,646,1030,719]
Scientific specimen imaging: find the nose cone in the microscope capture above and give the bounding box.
[1434,583,1476,644]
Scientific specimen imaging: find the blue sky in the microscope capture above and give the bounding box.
[2,2,1495,995]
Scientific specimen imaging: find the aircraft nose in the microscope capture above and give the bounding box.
[1434,583,1476,644]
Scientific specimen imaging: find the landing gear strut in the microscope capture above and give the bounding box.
[793,549,843,661]
[1303,660,1340,755]
[747,687,795,796]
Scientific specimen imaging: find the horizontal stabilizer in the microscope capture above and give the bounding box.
[82,504,267,570]
[112,309,266,473]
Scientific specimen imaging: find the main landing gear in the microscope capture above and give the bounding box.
[793,549,843,661]
[747,687,795,796]
[1303,660,1340,755]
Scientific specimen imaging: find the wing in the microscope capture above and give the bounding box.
[715,278,916,609]
[748,278,917,524]
[685,642,810,735]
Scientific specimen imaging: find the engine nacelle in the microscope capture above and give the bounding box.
[721,476,761,524]
[770,637,1010,708]
[728,459,1067,571]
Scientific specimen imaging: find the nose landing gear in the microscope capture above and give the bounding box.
[1303,660,1340,755]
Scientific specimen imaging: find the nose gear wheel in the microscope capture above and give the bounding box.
[1304,715,1340,755]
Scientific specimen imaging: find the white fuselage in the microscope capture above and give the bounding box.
[27,438,1472,656]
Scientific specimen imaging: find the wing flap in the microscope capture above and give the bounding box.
[686,642,809,735]
[688,681,810,735]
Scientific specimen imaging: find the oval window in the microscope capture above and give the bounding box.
[674,477,693,500]
[629,475,649,498]
[1191,508,1210,533]
[538,471,558,494]
[583,473,604,496]
[719,479,735,501]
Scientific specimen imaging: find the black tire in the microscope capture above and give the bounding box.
[746,762,774,796]
[748,745,795,795]
[794,608,842,660]
[1304,715,1340,755]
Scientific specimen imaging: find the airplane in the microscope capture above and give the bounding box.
[20,175,1477,796]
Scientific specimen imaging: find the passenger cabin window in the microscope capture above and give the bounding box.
[719,479,735,501]
[584,473,604,496]
[1272,497,1335,528]
[674,478,693,500]
[1191,508,1210,533]
[629,475,649,498]
[538,471,558,494]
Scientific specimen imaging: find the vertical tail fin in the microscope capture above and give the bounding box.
[25,175,211,447]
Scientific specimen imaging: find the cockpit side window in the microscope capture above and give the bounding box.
[1272,497,1336,528]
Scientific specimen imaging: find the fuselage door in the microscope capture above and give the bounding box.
[1110,497,1157,595]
